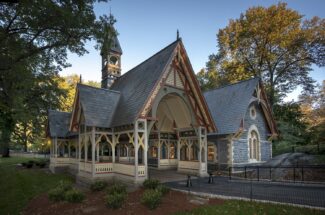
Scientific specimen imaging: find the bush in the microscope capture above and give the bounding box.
[35,160,47,168]
[26,162,33,168]
[90,181,107,192]
[156,185,170,195]
[105,192,127,209]
[57,180,72,192]
[48,180,73,202]
[21,162,27,167]
[106,183,127,195]
[64,189,84,203]
[141,189,162,210]
[48,188,65,201]
[143,179,160,189]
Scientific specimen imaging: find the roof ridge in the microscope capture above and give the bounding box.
[204,77,260,93]
[115,39,180,81]
[77,83,121,94]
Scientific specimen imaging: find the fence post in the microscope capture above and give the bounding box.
[269,167,272,181]
[257,166,259,181]
[301,167,304,182]
[245,166,247,179]
[250,177,253,201]
[293,167,296,183]
[229,167,232,180]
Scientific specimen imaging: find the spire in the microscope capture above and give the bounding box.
[79,74,82,84]
[177,29,179,40]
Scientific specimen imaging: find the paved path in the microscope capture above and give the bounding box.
[165,176,325,208]
[148,168,193,183]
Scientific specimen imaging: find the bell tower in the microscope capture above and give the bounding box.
[101,26,122,89]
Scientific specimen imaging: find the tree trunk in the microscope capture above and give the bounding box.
[1,117,14,157]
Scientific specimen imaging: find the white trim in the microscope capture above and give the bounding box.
[250,105,257,120]
[247,124,261,162]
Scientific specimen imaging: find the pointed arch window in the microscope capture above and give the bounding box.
[248,130,260,161]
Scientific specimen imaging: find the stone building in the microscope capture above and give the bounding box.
[47,29,277,184]
[204,78,278,170]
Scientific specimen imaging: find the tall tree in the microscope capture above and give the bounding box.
[0,0,115,156]
[205,3,324,106]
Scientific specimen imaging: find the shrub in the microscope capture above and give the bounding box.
[156,185,170,195]
[48,180,73,202]
[26,162,33,168]
[64,189,85,203]
[57,180,73,192]
[106,183,127,195]
[143,179,160,189]
[141,189,162,210]
[21,162,27,167]
[90,181,107,192]
[105,192,127,209]
[48,188,65,201]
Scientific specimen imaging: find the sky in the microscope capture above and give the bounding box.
[60,0,325,101]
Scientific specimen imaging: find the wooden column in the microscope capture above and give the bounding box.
[198,127,202,174]
[96,143,100,162]
[157,133,161,168]
[68,141,71,158]
[112,133,116,163]
[143,120,148,179]
[134,125,139,181]
[91,127,96,177]
[54,137,58,158]
[78,128,81,172]
[177,133,180,170]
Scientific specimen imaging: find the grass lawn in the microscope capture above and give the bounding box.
[174,200,324,215]
[0,156,73,215]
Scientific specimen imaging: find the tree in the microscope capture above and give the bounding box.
[0,0,115,156]
[299,81,325,146]
[273,102,309,146]
[206,3,324,106]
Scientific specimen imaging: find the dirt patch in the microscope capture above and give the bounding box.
[23,189,224,215]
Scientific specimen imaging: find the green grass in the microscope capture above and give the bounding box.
[0,156,73,215]
[174,200,324,215]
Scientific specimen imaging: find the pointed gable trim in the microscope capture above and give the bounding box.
[137,40,216,133]
[137,42,179,118]
[175,42,216,133]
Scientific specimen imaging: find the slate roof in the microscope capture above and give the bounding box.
[48,110,73,138]
[110,34,122,54]
[109,40,179,127]
[78,84,121,128]
[204,78,260,135]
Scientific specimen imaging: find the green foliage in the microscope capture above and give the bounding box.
[64,189,85,203]
[90,180,107,192]
[48,187,65,202]
[156,185,170,195]
[106,183,127,195]
[0,0,114,156]
[204,2,324,106]
[105,192,127,209]
[141,189,162,210]
[143,179,160,189]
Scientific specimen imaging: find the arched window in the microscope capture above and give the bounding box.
[161,143,167,159]
[180,145,187,160]
[191,144,199,161]
[249,130,260,161]
[110,56,118,65]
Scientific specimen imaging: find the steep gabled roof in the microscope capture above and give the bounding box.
[48,110,73,138]
[110,40,179,127]
[204,78,260,135]
[78,84,121,128]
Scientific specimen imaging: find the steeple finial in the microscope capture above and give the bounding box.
[79,74,82,84]
[177,29,179,40]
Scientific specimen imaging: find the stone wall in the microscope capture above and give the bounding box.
[232,102,272,164]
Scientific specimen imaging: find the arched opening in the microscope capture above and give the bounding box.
[248,128,260,161]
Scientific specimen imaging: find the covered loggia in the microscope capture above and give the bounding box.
[148,90,208,176]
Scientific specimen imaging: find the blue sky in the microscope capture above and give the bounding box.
[61,0,325,101]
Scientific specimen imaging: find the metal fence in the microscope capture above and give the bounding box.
[165,172,325,208]
[229,165,325,183]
